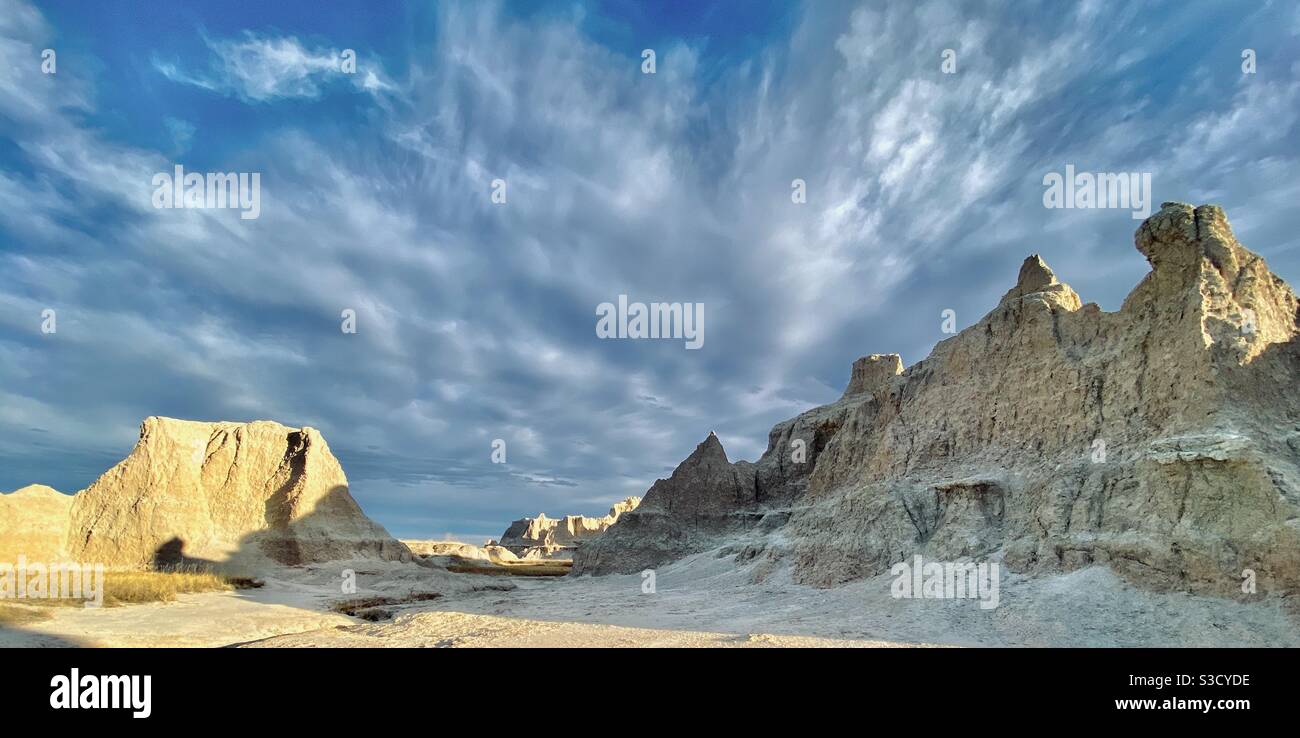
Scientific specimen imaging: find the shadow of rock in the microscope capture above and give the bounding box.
[141,486,416,577]
[151,537,222,571]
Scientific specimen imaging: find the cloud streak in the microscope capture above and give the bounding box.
[153,31,392,102]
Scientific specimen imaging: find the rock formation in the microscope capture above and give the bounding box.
[401,540,522,564]
[574,203,1300,599]
[0,485,73,562]
[498,497,641,559]
[1,417,408,570]
[401,540,490,560]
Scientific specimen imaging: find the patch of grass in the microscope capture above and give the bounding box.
[4,569,262,610]
[100,570,239,605]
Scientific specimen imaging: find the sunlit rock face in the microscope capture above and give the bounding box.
[498,497,642,560]
[0,485,73,562]
[6,417,409,570]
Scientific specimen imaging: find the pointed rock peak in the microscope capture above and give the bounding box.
[1000,254,1057,301]
[842,353,903,399]
[1016,254,1057,293]
[691,431,729,462]
[999,253,1081,310]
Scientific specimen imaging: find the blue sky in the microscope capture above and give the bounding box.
[2,0,1298,541]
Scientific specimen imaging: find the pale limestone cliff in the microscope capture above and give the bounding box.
[4,417,407,570]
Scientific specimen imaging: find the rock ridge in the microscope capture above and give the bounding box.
[573,203,1300,599]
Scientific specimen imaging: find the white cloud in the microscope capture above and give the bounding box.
[154,32,394,102]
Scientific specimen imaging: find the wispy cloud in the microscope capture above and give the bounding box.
[153,31,393,102]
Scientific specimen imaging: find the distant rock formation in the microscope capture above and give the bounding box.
[0,485,73,562]
[574,203,1300,599]
[0,417,408,570]
[401,540,488,559]
[498,497,641,559]
[401,540,521,564]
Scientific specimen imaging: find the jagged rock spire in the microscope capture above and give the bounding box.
[999,253,1081,310]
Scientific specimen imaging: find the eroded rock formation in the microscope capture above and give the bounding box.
[0,484,73,562]
[1,417,407,570]
[498,496,641,559]
[574,203,1300,598]
[401,540,524,564]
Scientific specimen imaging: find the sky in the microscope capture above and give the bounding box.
[1,0,1297,542]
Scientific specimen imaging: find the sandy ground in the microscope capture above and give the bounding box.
[241,611,906,648]
[256,553,1295,648]
[2,552,1296,647]
[0,567,362,647]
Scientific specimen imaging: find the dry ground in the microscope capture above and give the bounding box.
[2,552,1295,648]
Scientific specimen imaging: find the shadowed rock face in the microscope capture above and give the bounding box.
[3,417,408,570]
[575,204,1300,597]
[572,434,760,574]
